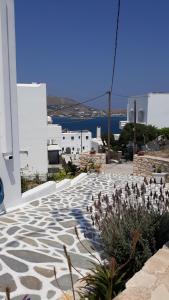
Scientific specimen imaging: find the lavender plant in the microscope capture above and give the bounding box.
[88,177,169,273]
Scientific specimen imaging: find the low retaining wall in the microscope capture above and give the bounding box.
[71,173,87,186]
[79,153,106,169]
[133,155,169,178]
[114,245,169,300]
[21,181,57,204]
[8,173,88,212]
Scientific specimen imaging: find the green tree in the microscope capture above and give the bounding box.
[158,127,169,139]
[119,123,158,148]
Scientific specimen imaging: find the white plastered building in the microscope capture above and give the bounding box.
[61,130,92,154]
[17,83,48,179]
[127,93,169,128]
[47,121,103,156]
[0,0,21,210]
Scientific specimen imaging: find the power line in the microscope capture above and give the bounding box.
[112,93,129,98]
[110,0,121,93]
[48,92,107,112]
[107,0,121,163]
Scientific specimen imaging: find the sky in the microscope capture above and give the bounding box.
[15,0,169,109]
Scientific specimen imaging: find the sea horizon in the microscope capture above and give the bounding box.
[52,115,127,137]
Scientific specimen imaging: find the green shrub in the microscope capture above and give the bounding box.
[100,207,159,273]
[158,127,169,139]
[79,230,140,300]
[51,170,71,181]
[21,177,28,193]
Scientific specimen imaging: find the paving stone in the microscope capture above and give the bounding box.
[30,200,40,207]
[0,238,7,244]
[58,234,74,246]
[15,235,39,247]
[23,225,44,232]
[51,274,79,290]
[0,217,15,224]
[47,290,56,299]
[6,241,20,248]
[60,220,77,228]
[7,226,20,236]
[69,252,95,269]
[7,250,62,263]
[0,273,16,292]
[48,226,63,231]
[38,238,63,249]
[0,254,28,273]
[76,240,95,253]
[20,276,42,290]
[12,296,41,300]
[34,266,54,278]
[25,232,47,238]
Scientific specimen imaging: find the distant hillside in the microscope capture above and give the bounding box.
[47,96,77,106]
[47,96,106,118]
[47,96,126,118]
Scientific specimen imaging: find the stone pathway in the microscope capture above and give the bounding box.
[0,173,142,300]
[101,162,133,176]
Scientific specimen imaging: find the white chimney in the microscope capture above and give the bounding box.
[96,127,101,139]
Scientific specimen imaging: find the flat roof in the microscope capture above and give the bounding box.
[129,92,169,98]
[17,83,46,87]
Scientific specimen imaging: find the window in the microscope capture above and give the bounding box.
[72,147,74,151]
[86,136,89,140]
[138,110,144,123]
[83,146,85,150]
[62,147,64,151]
[71,136,74,140]
[79,136,81,139]
[63,136,65,140]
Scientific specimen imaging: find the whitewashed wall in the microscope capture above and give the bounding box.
[127,93,169,129]
[148,93,169,128]
[47,124,62,146]
[17,84,48,179]
[0,0,21,210]
[62,131,92,154]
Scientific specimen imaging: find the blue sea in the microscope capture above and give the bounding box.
[52,115,127,137]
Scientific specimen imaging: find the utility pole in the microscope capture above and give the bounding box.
[81,130,82,153]
[107,91,111,164]
[133,100,137,155]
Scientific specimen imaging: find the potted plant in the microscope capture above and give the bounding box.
[152,165,168,184]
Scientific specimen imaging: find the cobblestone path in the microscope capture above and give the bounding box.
[0,173,141,300]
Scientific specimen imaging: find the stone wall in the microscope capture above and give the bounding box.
[133,155,169,178]
[79,153,106,170]
[114,245,169,300]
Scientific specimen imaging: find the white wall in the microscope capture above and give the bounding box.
[127,96,148,124]
[148,93,169,128]
[62,131,92,154]
[17,84,48,179]
[0,0,21,210]
[128,93,169,129]
[47,124,62,146]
